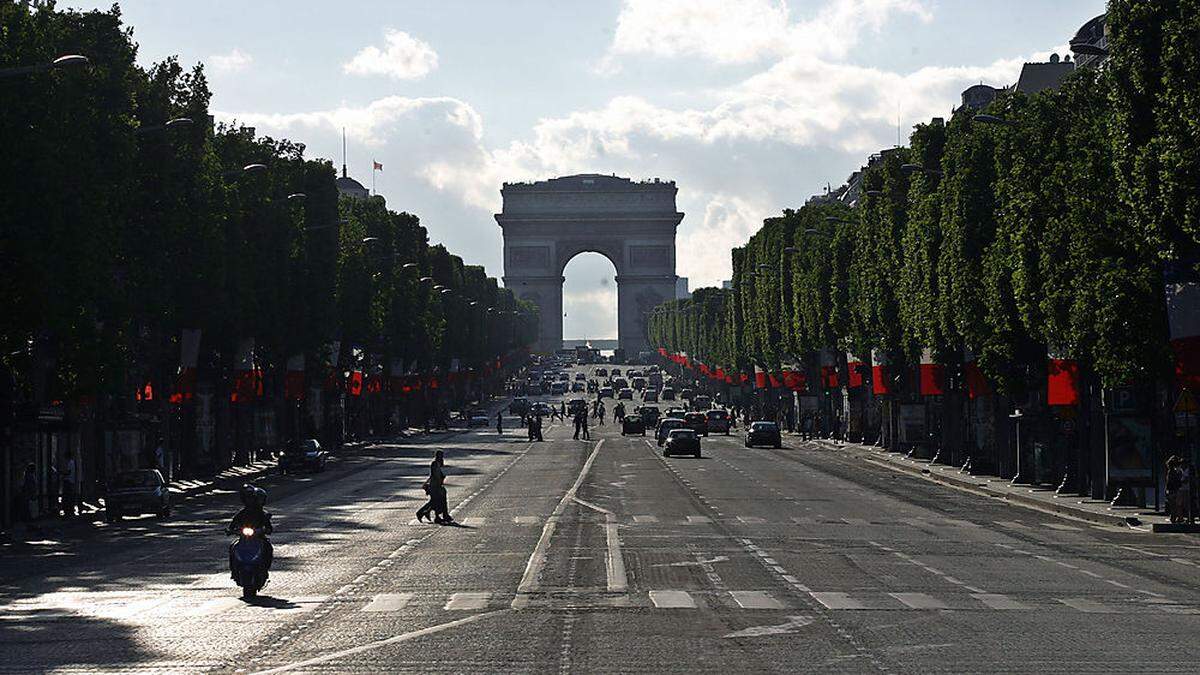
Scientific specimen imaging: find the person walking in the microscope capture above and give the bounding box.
[496,410,504,435]
[573,410,584,440]
[20,463,37,522]
[1167,456,1183,523]
[533,414,545,442]
[62,453,78,517]
[417,450,454,524]
[598,403,606,426]
[581,411,590,440]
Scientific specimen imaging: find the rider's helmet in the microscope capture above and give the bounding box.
[239,483,267,509]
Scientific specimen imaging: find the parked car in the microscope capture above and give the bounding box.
[618,387,634,400]
[660,387,676,401]
[706,409,732,434]
[621,415,646,436]
[105,469,170,522]
[745,421,783,448]
[280,438,328,474]
[642,389,659,403]
[638,406,661,426]
[599,387,614,399]
[684,411,709,436]
[663,429,701,458]
[656,418,687,445]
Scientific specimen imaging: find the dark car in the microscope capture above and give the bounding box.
[531,402,554,417]
[595,368,608,378]
[692,395,712,411]
[618,387,634,400]
[706,409,732,435]
[105,469,170,522]
[621,415,646,436]
[660,387,676,401]
[571,381,586,392]
[684,411,709,436]
[509,397,530,417]
[568,398,588,416]
[656,418,687,445]
[680,388,694,401]
[746,421,783,448]
[662,408,687,424]
[599,387,614,399]
[638,406,661,426]
[642,389,659,403]
[663,429,701,458]
[280,438,328,474]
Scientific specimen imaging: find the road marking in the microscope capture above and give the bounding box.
[730,591,784,610]
[1042,522,1080,531]
[445,592,491,610]
[606,515,628,592]
[972,593,1029,610]
[251,609,510,674]
[889,593,948,610]
[363,593,413,612]
[995,520,1031,530]
[632,515,659,523]
[1119,545,1166,557]
[738,516,766,524]
[791,516,817,525]
[513,516,539,525]
[723,615,814,638]
[517,439,605,594]
[649,590,697,609]
[1172,558,1197,566]
[810,592,866,610]
[462,517,486,527]
[686,515,712,524]
[842,517,869,526]
[1057,598,1116,613]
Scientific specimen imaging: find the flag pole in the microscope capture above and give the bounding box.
[372,160,376,195]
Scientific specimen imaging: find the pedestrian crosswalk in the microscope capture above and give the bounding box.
[3,589,1191,620]
[402,514,999,528]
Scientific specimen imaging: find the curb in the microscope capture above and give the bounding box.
[843,445,1141,529]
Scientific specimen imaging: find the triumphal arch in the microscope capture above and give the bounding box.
[496,174,683,354]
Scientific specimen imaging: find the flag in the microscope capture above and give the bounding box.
[918,348,946,396]
[872,349,894,395]
[1047,350,1079,406]
[847,351,865,389]
[373,160,383,171]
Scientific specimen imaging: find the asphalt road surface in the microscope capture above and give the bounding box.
[4,364,1200,673]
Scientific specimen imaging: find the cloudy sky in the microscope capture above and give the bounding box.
[70,0,1103,339]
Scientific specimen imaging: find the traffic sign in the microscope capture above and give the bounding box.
[1175,389,1199,414]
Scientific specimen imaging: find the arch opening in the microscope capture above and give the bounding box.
[562,252,618,350]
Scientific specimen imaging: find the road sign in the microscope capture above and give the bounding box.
[1175,389,1199,414]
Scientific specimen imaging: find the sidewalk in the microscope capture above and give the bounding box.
[1,402,511,543]
[809,437,1199,534]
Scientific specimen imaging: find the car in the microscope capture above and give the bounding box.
[631,377,646,391]
[587,381,598,393]
[568,398,588,416]
[662,408,687,423]
[551,381,569,395]
[680,388,694,401]
[469,415,491,427]
[621,415,646,435]
[627,370,643,378]
[595,368,608,378]
[612,377,629,389]
[693,395,712,411]
[656,418,687,445]
[611,368,622,377]
[509,397,530,417]
[684,411,709,436]
[746,421,783,448]
[599,386,614,399]
[104,469,171,522]
[642,389,659,403]
[531,402,554,417]
[706,409,732,434]
[279,438,328,474]
[618,388,634,400]
[559,373,570,381]
[660,387,676,401]
[663,429,701,458]
[637,406,661,426]
[571,381,586,392]
[575,372,586,381]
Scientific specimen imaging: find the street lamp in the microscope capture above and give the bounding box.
[361,237,380,244]
[0,54,90,79]
[973,114,1016,127]
[865,190,884,197]
[135,117,195,136]
[901,163,943,177]
[402,262,419,270]
[286,192,307,201]
[420,277,434,284]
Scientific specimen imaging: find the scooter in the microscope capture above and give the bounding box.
[228,526,270,599]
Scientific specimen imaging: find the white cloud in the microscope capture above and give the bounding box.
[563,288,618,339]
[603,0,932,68]
[209,48,253,73]
[343,29,438,80]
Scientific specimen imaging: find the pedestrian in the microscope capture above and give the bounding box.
[417,450,454,524]
[598,403,606,426]
[62,452,78,517]
[20,462,37,522]
[581,411,590,440]
[535,414,545,441]
[527,414,536,441]
[560,401,566,419]
[1183,459,1195,525]
[800,414,812,442]
[573,410,583,440]
[496,411,504,435]
[1167,456,1183,523]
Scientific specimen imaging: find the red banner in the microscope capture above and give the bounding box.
[965,361,990,399]
[169,368,196,404]
[821,366,839,389]
[347,371,364,397]
[136,381,154,402]
[231,370,263,403]
[847,361,864,389]
[1047,358,1080,406]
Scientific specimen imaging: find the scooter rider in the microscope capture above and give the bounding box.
[227,483,274,576]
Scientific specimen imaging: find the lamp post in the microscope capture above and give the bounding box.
[0,54,89,79]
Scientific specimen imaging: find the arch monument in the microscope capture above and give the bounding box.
[496,174,683,355]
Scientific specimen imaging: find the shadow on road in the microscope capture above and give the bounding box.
[241,594,298,609]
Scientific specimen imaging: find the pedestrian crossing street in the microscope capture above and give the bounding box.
[5,588,1195,621]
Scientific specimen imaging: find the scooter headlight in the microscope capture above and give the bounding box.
[241,527,256,537]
